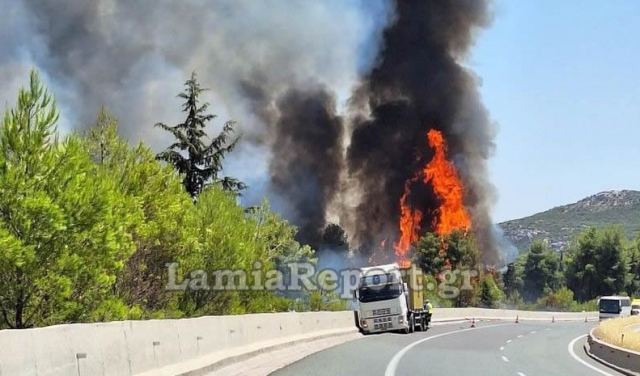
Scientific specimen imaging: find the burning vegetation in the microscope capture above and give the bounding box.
[345,0,497,266]
[395,129,472,267]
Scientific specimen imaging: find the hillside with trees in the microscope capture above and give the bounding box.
[500,190,640,252]
[502,227,640,310]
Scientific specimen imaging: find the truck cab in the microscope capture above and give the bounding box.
[353,263,429,334]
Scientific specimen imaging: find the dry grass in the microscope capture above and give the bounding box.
[594,316,640,352]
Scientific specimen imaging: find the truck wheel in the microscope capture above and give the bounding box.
[409,314,415,333]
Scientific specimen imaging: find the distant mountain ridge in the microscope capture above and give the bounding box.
[499,190,640,252]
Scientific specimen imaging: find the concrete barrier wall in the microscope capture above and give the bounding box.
[0,311,354,376]
[432,307,598,321]
[588,327,640,375]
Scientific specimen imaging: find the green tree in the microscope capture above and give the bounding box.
[521,241,563,302]
[175,190,309,315]
[84,112,308,318]
[414,230,481,307]
[626,236,640,296]
[0,72,136,328]
[565,227,629,302]
[480,274,503,308]
[502,262,523,298]
[86,107,122,164]
[84,110,198,313]
[156,72,245,197]
[414,230,479,275]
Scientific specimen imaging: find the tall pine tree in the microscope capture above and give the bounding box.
[156,72,245,197]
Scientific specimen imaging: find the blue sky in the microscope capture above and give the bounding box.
[471,0,640,222]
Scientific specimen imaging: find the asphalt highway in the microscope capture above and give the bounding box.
[271,320,626,376]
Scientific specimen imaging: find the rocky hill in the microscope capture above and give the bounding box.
[499,190,640,252]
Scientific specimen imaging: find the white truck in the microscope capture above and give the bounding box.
[353,263,430,334]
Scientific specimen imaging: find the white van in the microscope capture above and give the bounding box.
[598,296,632,320]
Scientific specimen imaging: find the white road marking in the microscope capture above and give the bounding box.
[530,331,536,334]
[567,334,617,376]
[502,355,509,363]
[384,324,509,376]
[500,346,505,351]
[507,339,513,343]
[430,320,469,327]
[517,372,527,376]
[517,334,524,338]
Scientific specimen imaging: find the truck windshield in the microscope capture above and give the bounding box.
[358,283,402,303]
[599,299,620,313]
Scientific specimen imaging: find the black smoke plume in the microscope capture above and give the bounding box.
[269,86,343,247]
[345,0,499,264]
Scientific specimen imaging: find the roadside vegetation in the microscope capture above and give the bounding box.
[414,227,639,311]
[505,226,640,310]
[0,71,342,330]
[595,316,640,352]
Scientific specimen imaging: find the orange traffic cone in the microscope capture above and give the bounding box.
[471,318,476,328]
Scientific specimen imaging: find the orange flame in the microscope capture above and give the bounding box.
[394,177,423,267]
[423,129,471,235]
[394,128,471,266]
